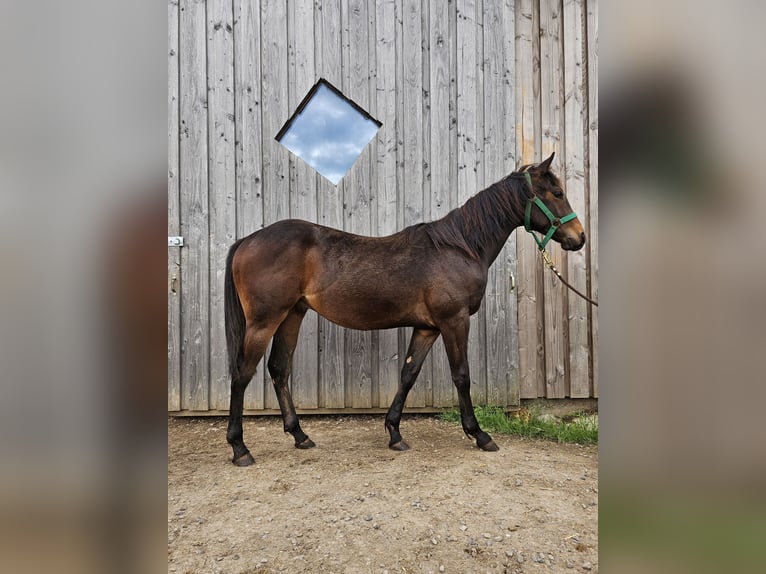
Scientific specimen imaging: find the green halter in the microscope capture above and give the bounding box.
[523,171,578,250]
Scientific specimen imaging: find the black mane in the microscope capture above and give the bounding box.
[424,172,529,260]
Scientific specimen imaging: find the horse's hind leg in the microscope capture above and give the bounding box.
[268,306,315,449]
[385,328,440,451]
[227,323,280,466]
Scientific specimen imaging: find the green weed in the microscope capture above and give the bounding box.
[437,405,597,445]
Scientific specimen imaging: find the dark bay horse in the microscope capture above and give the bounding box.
[224,152,585,466]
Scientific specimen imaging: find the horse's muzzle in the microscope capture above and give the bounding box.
[561,232,586,251]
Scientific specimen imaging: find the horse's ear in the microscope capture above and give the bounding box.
[539,152,555,173]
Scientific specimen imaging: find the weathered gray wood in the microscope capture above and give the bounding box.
[456,0,488,404]
[374,0,400,410]
[483,0,511,406]
[367,0,381,409]
[175,406,471,417]
[345,0,374,408]
[233,0,266,410]
[393,0,408,409]
[428,0,455,408]
[532,0,547,399]
[168,0,181,412]
[563,0,591,398]
[503,0,520,407]
[540,0,568,399]
[289,0,320,409]
[420,0,435,408]
[261,0,289,410]
[315,0,346,409]
[179,0,210,411]
[207,0,237,411]
[586,0,598,398]
[402,0,427,408]
[517,0,539,401]
[168,0,598,412]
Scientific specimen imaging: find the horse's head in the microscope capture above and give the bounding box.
[521,152,586,251]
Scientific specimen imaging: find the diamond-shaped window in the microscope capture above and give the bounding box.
[276,79,381,185]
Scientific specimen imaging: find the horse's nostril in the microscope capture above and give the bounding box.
[580,232,586,242]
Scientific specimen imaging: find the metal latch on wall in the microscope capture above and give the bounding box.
[168,236,184,247]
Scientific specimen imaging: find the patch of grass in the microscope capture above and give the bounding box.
[437,405,597,445]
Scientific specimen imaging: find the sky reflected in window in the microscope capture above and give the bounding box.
[276,81,381,185]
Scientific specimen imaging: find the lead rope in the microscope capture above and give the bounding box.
[539,248,599,307]
[521,170,598,307]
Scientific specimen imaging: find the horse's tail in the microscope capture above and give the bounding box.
[225,238,247,381]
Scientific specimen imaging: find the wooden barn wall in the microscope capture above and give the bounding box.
[168,0,598,413]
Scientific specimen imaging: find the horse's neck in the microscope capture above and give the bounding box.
[479,220,519,267]
[465,185,524,267]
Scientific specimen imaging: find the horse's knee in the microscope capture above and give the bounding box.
[267,359,284,382]
[452,373,470,392]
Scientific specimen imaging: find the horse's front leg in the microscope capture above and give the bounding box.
[385,328,439,450]
[440,315,499,452]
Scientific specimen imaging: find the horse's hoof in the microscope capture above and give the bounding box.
[296,437,316,449]
[232,452,255,466]
[479,440,499,452]
[389,440,410,452]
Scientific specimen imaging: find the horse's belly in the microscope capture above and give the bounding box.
[304,290,430,331]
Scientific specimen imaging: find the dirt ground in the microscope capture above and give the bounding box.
[168,415,598,573]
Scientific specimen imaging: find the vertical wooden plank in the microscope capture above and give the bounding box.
[539,0,568,399]
[315,0,346,409]
[516,0,544,399]
[394,0,408,407]
[563,0,590,397]
[474,0,488,406]
[419,0,435,408]
[532,0,546,399]
[207,0,237,411]
[179,0,210,411]
[402,0,427,408]
[586,0,598,398]
[234,0,266,411]
[503,0,520,406]
[482,0,510,406]
[168,0,181,412]
[445,0,460,407]
[289,0,320,409]
[374,0,400,410]
[457,0,487,404]
[345,0,374,408]
[261,0,289,410]
[367,0,381,408]
[428,0,455,408]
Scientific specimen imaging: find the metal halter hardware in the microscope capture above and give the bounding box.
[523,171,578,251]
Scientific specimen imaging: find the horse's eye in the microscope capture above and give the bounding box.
[553,190,564,199]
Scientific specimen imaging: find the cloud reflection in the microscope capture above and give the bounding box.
[278,82,381,184]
